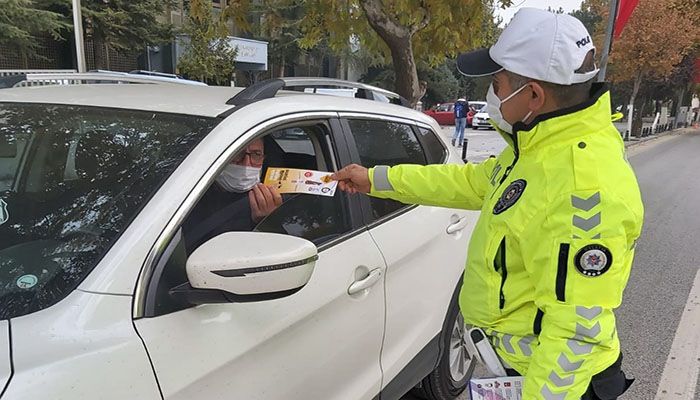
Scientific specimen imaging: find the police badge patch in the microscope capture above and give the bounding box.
[493,179,527,215]
[574,244,613,277]
[0,199,8,226]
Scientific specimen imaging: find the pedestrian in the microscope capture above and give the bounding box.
[691,94,699,123]
[452,97,468,147]
[332,8,643,400]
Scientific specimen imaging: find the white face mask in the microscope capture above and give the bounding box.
[216,164,261,193]
[486,83,533,134]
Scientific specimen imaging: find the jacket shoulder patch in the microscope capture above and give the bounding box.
[493,179,527,215]
[574,244,612,277]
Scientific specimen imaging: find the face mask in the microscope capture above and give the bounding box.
[486,83,533,134]
[216,164,261,193]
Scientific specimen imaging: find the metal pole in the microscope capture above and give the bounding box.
[461,138,469,162]
[597,0,619,82]
[72,0,86,73]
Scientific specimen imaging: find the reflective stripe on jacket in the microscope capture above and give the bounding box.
[368,84,644,399]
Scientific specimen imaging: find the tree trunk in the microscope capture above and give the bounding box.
[633,94,648,138]
[359,0,429,107]
[279,54,285,78]
[20,50,28,69]
[387,36,421,106]
[627,71,643,138]
[93,32,106,70]
[672,88,685,127]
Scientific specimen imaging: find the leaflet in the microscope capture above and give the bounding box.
[469,376,524,400]
[263,167,337,197]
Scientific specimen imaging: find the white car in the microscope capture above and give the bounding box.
[472,107,493,130]
[0,75,479,400]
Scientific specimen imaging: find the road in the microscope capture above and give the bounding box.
[403,128,700,400]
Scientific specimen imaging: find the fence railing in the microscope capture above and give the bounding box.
[620,120,691,140]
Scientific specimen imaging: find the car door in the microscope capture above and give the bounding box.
[134,117,387,400]
[340,116,476,394]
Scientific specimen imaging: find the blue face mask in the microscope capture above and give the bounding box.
[486,83,533,134]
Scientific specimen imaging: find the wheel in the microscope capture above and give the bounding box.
[410,286,476,400]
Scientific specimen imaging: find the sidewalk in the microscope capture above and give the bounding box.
[438,126,507,163]
[624,126,697,148]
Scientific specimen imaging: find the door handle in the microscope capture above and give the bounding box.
[348,268,383,295]
[447,217,470,234]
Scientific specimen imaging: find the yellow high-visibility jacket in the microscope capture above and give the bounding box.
[368,85,644,399]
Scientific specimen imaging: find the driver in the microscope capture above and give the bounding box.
[183,138,282,253]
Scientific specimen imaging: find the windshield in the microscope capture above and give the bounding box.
[0,103,218,319]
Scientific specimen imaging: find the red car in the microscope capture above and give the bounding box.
[424,102,455,125]
[424,101,486,126]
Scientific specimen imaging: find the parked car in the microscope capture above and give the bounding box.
[0,75,479,400]
[472,106,493,129]
[466,101,487,127]
[423,102,455,125]
[424,100,487,127]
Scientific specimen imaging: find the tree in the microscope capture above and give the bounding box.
[609,0,699,136]
[229,1,307,79]
[0,0,69,67]
[41,0,175,70]
[228,0,508,107]
[177,0,237,85]
[569,0,605,47]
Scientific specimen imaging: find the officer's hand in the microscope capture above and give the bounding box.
[332,164,371,194]
[249,183,283,223]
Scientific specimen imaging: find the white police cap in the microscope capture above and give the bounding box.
[457,8,599,85]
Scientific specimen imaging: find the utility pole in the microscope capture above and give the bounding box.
[72,0,86,73]
[597,0,619,83]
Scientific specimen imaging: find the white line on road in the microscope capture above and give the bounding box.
[654,268,700,400]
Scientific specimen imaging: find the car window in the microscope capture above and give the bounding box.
[0,102,218,320]
[0,134,29,192]
[417,127,447,164]
[435,104,453,112]
[150,122,354,317]
[270,127,315,156]
[346,119,428,221]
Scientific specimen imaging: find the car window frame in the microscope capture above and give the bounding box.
[338,113,444,228]
[413,125,448,165]
[139,115,367,318]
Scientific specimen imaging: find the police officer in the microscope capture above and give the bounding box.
[332,8,643,400]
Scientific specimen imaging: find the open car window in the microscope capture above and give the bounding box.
[150,121,355,317]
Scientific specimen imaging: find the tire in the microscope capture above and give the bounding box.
[410,282,476,400]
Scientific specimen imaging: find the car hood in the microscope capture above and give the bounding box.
[0,321,10,394]
[474,112,490,118]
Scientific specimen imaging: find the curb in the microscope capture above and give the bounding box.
[623,127,697,148]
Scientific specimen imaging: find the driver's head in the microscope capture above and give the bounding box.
[232,138,265,168]
[216,138,265,193]
[457,8,598,133]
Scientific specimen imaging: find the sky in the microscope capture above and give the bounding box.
[495,0,584,25]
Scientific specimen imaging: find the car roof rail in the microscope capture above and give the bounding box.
[0,71,207,88]
[128,70,183,79]
[226,77,410,107]
[225,78,286,106]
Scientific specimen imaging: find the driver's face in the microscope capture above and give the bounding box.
[232,139,265,167]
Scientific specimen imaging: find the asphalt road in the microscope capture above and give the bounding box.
[617,130,700,399]
[403,128,700,400]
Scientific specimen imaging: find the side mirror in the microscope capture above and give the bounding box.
[170,232,317,304]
